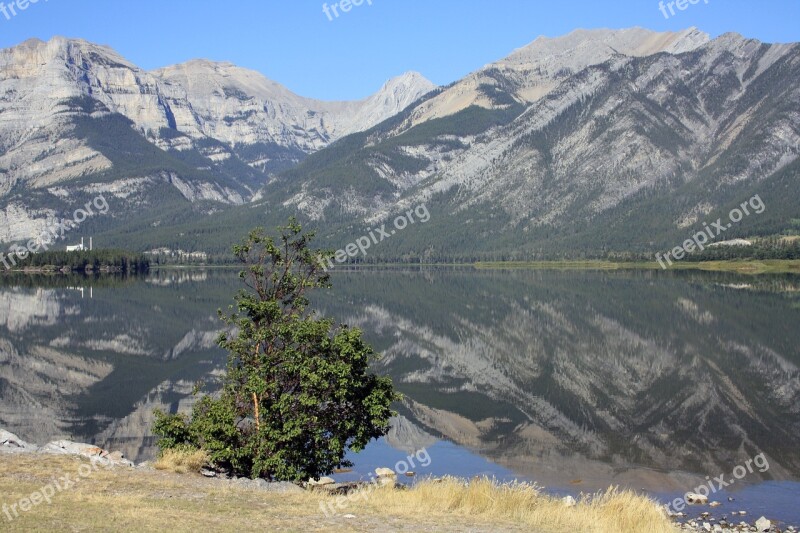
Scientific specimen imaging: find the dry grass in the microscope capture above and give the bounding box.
[0,455,678,532]
[344,476,676,533]
[154,448,210,474]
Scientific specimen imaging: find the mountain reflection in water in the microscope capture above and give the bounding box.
[1,268,798,496]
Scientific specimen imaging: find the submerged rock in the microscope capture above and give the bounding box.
[686,492,709,505]
[375,467,396,478]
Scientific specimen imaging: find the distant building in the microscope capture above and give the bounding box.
[66,237,93,252]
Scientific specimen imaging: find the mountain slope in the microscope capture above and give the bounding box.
[3,29,799,259]
[405,27,709,127]
[152,60,435,168]
[242,29,800,260]
[0,37,435,246]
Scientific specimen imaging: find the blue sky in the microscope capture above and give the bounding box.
[1,0,798,100]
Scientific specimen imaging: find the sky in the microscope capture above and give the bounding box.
[1,0,799,101]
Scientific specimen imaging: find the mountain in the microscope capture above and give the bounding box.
[2,28,799,260]
[151,61,435,167]
[241,27,798,260]
[403,27,708,128]
[0,36,434,245]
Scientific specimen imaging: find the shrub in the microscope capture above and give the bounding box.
[153,219,399,481]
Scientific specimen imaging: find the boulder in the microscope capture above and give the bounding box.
[0,429,36,452]
[755,516,771,532]
[376,476,396,487]
[41,440,105,457]
[308,476,336,487]
[39,440,133,466]
[375,467,396,478]
[106,450,121,460]
[686,492,709,505]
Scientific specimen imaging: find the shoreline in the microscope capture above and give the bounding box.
[165,259,800,274]
[5,259,798,276]
[2,429,796,532]
[473,259,800,274]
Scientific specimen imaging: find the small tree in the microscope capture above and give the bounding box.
[154,219,398,481]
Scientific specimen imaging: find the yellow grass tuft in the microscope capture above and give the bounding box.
[337,476,676,533]
[154,448,210,474]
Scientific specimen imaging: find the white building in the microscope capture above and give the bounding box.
[66,237,93,252]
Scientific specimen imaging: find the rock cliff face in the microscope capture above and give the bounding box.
[151,61,435,158]
[404,27,709,127]
[268,28,799,258]
[3,27,800,258]
[0,37,435,243]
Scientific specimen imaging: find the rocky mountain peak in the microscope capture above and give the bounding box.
[379,71,435,93]
[1,36,136,71]
[500,26,710,68]
[342,71,437,131]
[400,27,711,129]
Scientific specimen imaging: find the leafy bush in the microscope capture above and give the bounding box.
[153,219,399,481]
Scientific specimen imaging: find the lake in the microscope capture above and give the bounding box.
[1,268,799,524]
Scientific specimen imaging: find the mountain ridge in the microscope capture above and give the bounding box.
[1,28,798,260]
[0,35,436,244]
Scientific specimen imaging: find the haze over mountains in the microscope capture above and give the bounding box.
[1,28,798,259]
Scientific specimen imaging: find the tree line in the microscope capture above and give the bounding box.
[11,249,150,273]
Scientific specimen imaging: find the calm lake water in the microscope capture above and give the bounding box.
[1,268,799,524]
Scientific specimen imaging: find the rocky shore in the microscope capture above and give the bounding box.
[661,488,799,533]
[1,428,403,495]
[1,429,135,467]
[0,429,303,494]
[674,511,796,533]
